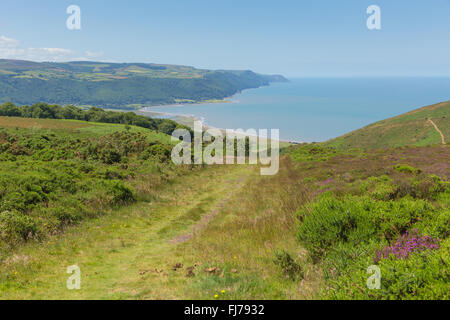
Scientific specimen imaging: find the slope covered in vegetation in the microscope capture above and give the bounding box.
[285,144,449,299]
[0,102,190,136]
[0,60,287,108]
[0,101,448,300]
[326,101,450,149]
[0,117,189,250]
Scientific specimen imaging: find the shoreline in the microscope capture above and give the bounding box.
[137,108,302,145]
[137,82,302,145]
[138,82,279,110]
[146,98,233,109]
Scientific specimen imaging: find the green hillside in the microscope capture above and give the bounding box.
[0,108,448,300]
[0,59,287,108]
[325,101,450,149]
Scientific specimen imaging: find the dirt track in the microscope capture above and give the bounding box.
[427,119,446,145]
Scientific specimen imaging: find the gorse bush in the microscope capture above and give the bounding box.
[351,170,449,202]
[409,174,449,200]
[140,143,172,162]
[300,195,431,253]
[282,143,342,162]
[107,181,135,205]
[273,250,304,281]
[0,122,188,249]
[394,164,422,175]
[0,129,172,164]
[0,211,38,244]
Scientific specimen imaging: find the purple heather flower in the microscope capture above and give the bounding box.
[374,230,440,263]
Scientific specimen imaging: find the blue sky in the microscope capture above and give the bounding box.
[1,0,450,77]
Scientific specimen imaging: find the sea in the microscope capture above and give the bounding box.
[143,77,450,142]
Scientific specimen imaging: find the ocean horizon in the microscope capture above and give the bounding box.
[144,77,450,142]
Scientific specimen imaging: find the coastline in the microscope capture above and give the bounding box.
[137,82,301,145]
[138,91,238,130]
[137,107,301,146]
[137,82,275,111]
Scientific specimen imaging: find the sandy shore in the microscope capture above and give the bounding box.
[137,107,301,145]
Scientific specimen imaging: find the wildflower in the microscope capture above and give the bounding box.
[221,290,226,294]
[214,294,219,299]
[374,230,440,263]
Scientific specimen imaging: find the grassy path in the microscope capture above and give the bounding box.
[0,165,256,299]
[428,119,446,145]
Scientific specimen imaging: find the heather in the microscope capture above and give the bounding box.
[291,143,450,299]
[374,230,440,263]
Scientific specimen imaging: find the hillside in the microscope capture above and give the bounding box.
[325,101,450,149]
[0,59,287,108]
[0,107,448,300]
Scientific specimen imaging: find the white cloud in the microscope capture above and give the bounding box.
[0,35,104,62]
[85,50,104,58]
[0,35,25,58]
[0,35,19,48]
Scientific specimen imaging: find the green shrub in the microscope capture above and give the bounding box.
[141,143,172,162]
[0,211,38,243]
[49,200,86,227]
[0,124,182,248]
[371,182,398,200]
[0,192,27,212]
[100,147,122,164]
[282,144,339,162]
[375,240,449,299]
[107,181,135,204]
[326,240,449,300]
[394,164,421,174]
[297,196,379,260]
[410,174,449,200]
[273,250,304,281]
[297,193,448,299]
[102,167,125,180]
